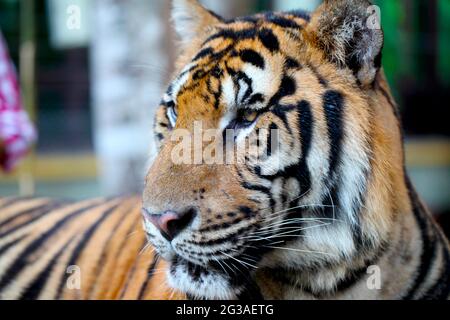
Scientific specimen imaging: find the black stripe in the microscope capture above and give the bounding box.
[248,93,264,105]
[234,71,253,103]
[258,28,280,52]
[192,47,214,61]
[236,280,264,300]
[271,104,295,133]
[206,9,224,22]
[402,177,438,300]
[286,10,311,22]
[118,237,147,300]
[351,165,372,250]
[334,266,368,292]
[252,102,313,192]
[0,235,27,257]
[137,254,160,300]
[316,91,345,219]
[177,65,197,79]
[86,202,133,296]
[213,82,222,109]
[239,49,265,69]
[55,202,120,299]
[308,64,328,87]
[285,57,301,70]
[208,45,235,65]
[20,236,77,300]
[268,76,296,107]
[266,123,278,157]
[379,85,401,121]
[265,13,301,29]
[268,264,366,298]
[204,28,257,45]
[323,90,345,176]
[115,215,143,260]
[241,182,271,195]
[0,201,49,229]
[190,224,255,247]
[422,235,450,300]
[0,197,30,210]
[239,206,254,218]
[0,202,64,238]
[296,100,314,194]
[0,202,100,291]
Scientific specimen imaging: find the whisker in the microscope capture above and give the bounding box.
[139,243,152,256]
[220,259,236,275]
[243,223,332,241]
[126,231,139,239]
[259,217,335,230]
[244,234,311,242]
[255,188,312,215]
[263,204,337,222]
[221,251,258,270]
[229,249,259,263]
[212,257,228,274]
[250,220,330,236]
[263,245,336,257]
[326,188,336,221]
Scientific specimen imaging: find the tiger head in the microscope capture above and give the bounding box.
[143,0,407,299]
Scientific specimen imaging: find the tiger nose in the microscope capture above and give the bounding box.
[143,208,196,241]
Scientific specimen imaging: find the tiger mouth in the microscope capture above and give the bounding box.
[170,256,214,280]
[166,251,266,300]
[167,255,239,300]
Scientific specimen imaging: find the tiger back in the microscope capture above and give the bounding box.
[0,197,183,300]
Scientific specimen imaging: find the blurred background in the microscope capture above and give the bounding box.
[0,0,449,230]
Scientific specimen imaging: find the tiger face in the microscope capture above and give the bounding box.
[143,0,400,299]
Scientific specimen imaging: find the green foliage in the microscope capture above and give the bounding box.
[439,0,450,85]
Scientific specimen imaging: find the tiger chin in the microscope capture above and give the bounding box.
[142,0,450,300]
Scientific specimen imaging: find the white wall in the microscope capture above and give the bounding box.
[91,0,168,195]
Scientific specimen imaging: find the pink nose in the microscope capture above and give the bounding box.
[143,209,196,241]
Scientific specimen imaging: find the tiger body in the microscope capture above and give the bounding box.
[1,0,449,300]
[0,197,180,300]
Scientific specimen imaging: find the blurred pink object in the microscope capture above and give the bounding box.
[0,31,36,172]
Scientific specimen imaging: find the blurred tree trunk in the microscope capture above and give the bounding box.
[202,0,258,18]
[91,0,168,195]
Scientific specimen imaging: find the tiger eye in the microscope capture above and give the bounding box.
[242,109,258,123]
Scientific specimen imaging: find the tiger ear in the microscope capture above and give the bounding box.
[171,0,222,47]
[307,0,384,86]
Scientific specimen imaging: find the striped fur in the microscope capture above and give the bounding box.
[1,0,449,300]
[0,197,184,300]
[143,0,450,299]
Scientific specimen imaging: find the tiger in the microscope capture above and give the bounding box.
[0,0,449,301]
[143,0,450,300]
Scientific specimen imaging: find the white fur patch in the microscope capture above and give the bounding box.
[222,75,236,109]
[167,107,178,127]
[171,70,191,101]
